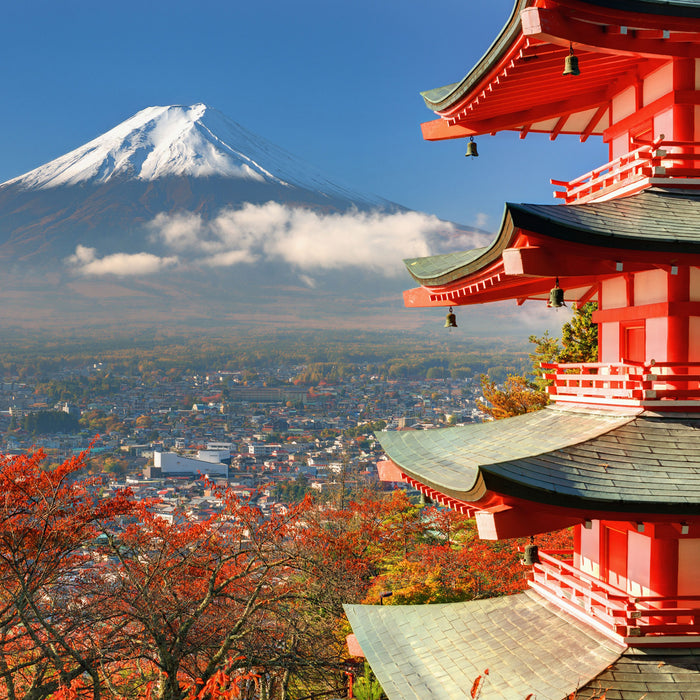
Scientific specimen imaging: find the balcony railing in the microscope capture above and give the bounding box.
[528,549,700,644]
[551,139,700,204]
[541,360,700,410]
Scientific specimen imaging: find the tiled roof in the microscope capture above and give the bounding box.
[578,647,700,699]
[509,189,700,250]
[377,407,700,514]
[405,189,700,286]
[344,591,625,700]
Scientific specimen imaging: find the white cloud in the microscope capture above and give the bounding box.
[67,203,492,279]
[66,245,179,277]
[474,212,490,230]
[147,203,472,276]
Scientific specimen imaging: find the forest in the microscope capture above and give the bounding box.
[0,448,571,700]
[0,330,531,386]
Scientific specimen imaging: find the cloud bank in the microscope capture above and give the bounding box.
[67,203,490,278]
[67,245,179,277]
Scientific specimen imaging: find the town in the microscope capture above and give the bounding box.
[0,347,500,519]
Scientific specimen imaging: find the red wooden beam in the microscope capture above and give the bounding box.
[521,6,700,59]
[592,301,700,324]
[420,119,477,142]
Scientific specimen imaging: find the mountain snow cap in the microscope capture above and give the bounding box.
[5,104,376,203]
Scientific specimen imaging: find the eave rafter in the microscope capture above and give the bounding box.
[521,6,700,59]
[420,0,698,142]
[403,224,700,310]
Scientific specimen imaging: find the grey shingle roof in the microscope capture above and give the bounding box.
[377,407,700,514]
[509,189,700,250]
[578,647,700,699]
[405,189,700,286]
[344,591,625,700]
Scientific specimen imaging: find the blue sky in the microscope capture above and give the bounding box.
[0,0,606,234]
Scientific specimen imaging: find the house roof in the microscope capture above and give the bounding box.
[344,591,625,700]
[376,406,700,515]
[404,189,700,287]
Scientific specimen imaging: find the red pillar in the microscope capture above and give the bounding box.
[667,267,690,364]
[672,58,695,152]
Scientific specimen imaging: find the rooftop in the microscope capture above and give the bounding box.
[377,406,700,516]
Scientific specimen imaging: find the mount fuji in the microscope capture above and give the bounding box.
[0,104,488,334]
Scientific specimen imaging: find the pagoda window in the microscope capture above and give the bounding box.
[612,86,636,124]
[600,277,628,310]
[690,318,700,364]
[689,267,700,300]
[646,316,667,360]
[575,519,601,579]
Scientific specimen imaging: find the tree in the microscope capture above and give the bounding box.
[529,302,598,382]
[0,450,348,700]
[481,302,599,419]
[477,374,549,420]
[0,448,134,699]
[98,495,316,700]
[559,301,598,363]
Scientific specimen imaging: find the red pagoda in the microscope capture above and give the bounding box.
[344,1,700,697]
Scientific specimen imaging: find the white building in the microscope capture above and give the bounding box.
[150,451,228,478]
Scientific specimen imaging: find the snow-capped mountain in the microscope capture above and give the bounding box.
[0,104,488,333]
[6,104,382,206]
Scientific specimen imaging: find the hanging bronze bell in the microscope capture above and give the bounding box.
[444,307,457,328]
[563,46,580,76]
[523,543,540,566]
[465,137,478,158]
[548,278,566,308]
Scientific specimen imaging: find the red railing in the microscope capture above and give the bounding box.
[541,360,700,409]
[551,139,700,204]
[529,550,700,642]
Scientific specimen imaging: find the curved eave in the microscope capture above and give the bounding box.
[404,189,700,287]
[421,0,528,112]
[376,406,637,504]
[378,408,700,517]
[420,0,700,140]
[404,207,515,286]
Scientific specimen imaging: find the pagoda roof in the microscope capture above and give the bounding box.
[420,0,700,141]
[344,591,624,700]
[345,591,700,700]
[405,188,700,288]
[376,407,700,515]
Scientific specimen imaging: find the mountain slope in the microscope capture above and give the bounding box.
[4,104,382,205]
[0,104,490,332]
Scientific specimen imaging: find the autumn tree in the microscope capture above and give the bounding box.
[0,448,134,699]
[96,495,324,700]
[529,301,598,383]
[480,302,599,419]
[477,374,549,420]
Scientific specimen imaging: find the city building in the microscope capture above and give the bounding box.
[345,1,700,698]
[147,450,229,479]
